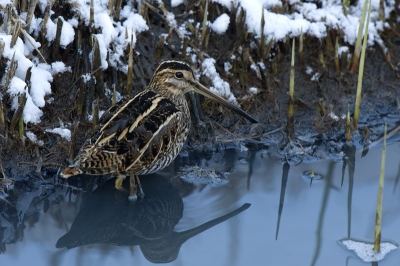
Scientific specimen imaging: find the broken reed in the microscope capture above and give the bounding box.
[353,0,371,131]
[374,123,387,252]
[346,105,351,142]
[92,35,104,96]
[335,37,339,73]
[126,31,134,95]
[53,17,63,60]
[299,29,303,67]
[287,39,295,141]
[350,0,369,73]
[201,0,209,45]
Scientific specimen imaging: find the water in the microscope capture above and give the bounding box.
[1,141,400,266]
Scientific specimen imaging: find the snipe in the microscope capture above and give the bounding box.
[61,60,257,200]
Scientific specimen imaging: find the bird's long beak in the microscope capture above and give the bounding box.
[193,81,258,123]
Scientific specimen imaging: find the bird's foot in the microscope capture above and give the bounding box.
[115,177,126,192]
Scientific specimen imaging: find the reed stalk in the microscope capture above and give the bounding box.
[42,4,50,44]
[299,28,304,67]
[335,37,340,73]
[92,35,104,96]
[182,37,189,60]
[343,0,350,15]
[155,35,165,58]
[18,96,24,138]
[374,123,386,252]
[346,105,351,142]
[353,0,371,131]
[10,20,21,48]
[201,0,209,45]
[53,17,63,60]
[258,6,266,61]
[69,122,77,162]
[93,98,99,127]
[318,51,326,69]
[112,85,116,105]
[90,0,95,33]
[26,0,37,32]
[350,0,369,73]
[126,31,134,95]
[78,79,85,115]
[10,92,26,135]
[108,0,115,14]
[114,0,123,21]
[20,0,28,13]
[287,39,295,141]
[0,39,4,57]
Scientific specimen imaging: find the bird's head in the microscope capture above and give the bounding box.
[150,60,258,123]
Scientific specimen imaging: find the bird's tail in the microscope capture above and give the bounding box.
[60,167,81,178]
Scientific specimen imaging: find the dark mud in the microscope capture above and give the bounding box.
[1,1,400,180]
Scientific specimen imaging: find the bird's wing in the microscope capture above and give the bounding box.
[72,90,182,175]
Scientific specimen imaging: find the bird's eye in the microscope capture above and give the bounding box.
[175,72,184,79]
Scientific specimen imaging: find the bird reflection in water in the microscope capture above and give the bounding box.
[56,174,250,263]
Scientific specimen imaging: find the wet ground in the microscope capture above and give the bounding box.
[1,1,400,265]
[1,137,400,265]
[1,0,400,178]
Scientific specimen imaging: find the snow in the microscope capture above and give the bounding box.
[45,128,71,141]
[30,66,53,108]
[211,14,230,34]
[51,62,72,74]
[201,58,238,105]
[0,0,396,130]
[340,239,398,262]
[26,131,44,146]
[171,0,185,7]
[211,0,394,47]
[8,77,27,97]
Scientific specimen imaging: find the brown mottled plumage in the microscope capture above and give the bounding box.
[61,60,257,200]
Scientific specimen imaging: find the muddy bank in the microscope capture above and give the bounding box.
[1,1,400,179]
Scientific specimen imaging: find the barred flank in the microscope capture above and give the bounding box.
[61,167,81,178]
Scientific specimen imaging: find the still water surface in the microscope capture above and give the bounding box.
[1,142,400,266]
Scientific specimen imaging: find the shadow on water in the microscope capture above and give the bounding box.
[310,161,335,266]
[275,162,290,240]
[343,144,356,239]
[55,174,250,263]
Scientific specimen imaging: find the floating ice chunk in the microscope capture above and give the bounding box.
[46,128,71,141]
[339,239,398,262]
[211,13,230,34]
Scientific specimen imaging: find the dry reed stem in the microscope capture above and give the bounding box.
[374,123,386,252]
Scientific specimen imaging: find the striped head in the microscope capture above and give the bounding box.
[150,60,198,96]
[149,60,258,124]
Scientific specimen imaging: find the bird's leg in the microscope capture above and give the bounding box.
[135,175,145,199]
[115,176,126,192]
[128,174,137,201]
